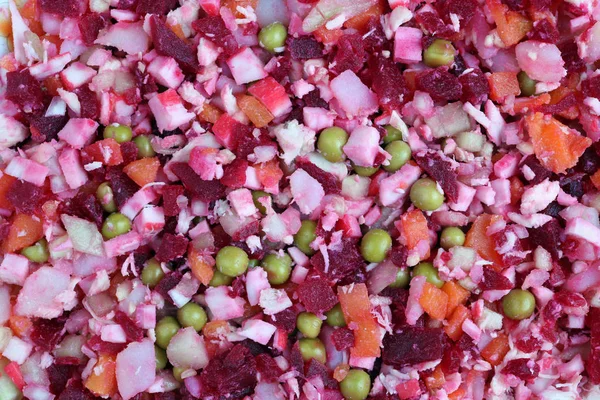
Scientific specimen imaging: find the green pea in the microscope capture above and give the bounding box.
[440,227,465,250]
[294,220,317,255]
[298,338,327,364]
[340,369,371,400]
[248,259,260,268]
[261,253,292,285]
[517,71,536,97]
[360,229,392,263]
[412,262,444,288]
[21,239,49,263]
[353,164,379,177]
[155,345,167,369]
[388,268,410,289]
[297,312,323,339]
[177,302,208,331]
[325,303,346,327]
[383,125,403,144]
[252,190,270,214]
[103,124,133,143]
[101,212,132,240]
[173,366,185,382]
[209,270,234,287]
[383,141,411,172]
[318,127,348,163]
[155,316,180,349]
[409,178,444,211]
[502,289,536,320]
[258,22,288,53]
[96,182,117,213]
[216,246,249,277]
[141,258,164,288]
[423,39,455,68]
[133,135,155,158]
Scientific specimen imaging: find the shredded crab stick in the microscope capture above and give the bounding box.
[1,0,600,399]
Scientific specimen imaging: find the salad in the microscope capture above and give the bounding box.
[0,0,599,398]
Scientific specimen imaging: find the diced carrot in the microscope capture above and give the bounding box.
[424,365,446,391]
[419,282,448,321]
[333,364,350,382]
[591,170,600,190]
[237,94,274,128]
[487,0,532,47]
[313,26,344,45]
[509,176,524,206]
[85,354,117,397]
[399,209,430,258]
[481,333,510,366]
[548,87,579,119]
[188,246,215,286]
[338,283,381,358]
[0,55,19,72]
[465,214,504,270]
[344,0,385,33]
[256,159,284,190]
[123,157,161,187]
[43,74,63,96]
[525,112,592,174]
[168,22,186,40]
[3,213,44,253]
[199,103,222,123]
[9,316,32,337]
[442,281,470,318]
[202,320,231,357]
[448,387,466,400]
[488,72,520,101]
[512,93,550,114]
[0,173,16,212]
[444,304,470,341]
[0,11,10,37]
[20,0,45,37]
[84,139,124,166]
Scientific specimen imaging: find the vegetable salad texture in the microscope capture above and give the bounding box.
[0,0,599,399]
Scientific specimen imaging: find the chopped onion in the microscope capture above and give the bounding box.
[367,259,399,294]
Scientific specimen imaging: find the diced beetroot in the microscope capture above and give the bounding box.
[86,335,127,355]
[7,179,45,215]
[439,0,477,24]
[192,16,239,56]
[162,185,185,216]
[156,233,189,262]
[514,331,542,353]
[154,270,183,300]
[39,0,84,17]
[297,275,338,314]
[136,0,178,14]
[287,36,324,60]
[527,18,559,44]
[581,75,600,99]
[199,344,257,399]
[310,238,366,281]
[48,364,75,394]
[501,358,540,381]
[331,33,366,75]
[171,162,227,201]
[415,12,459,41]
[114,310,145,342]
[479,266,514,290]
[289,342,305,374]
[295,157,340,195]
[30,318,65,352]
[389,245,408,267]
[255,353,282,383]
[6,69,45,112]
[212,114,253,151]
[538,91,577,115]
[555,291,587,308]
[363,16,388,53]
[268,307,297,333]
[382,327,445,367]
[28,114,69,143]
[416,68,462,102]
[60,191,104,228]
[105,167,139,207]
[231,219,260,241]
[440,344,461,374]
[57,382,97,400]
[331,327,355,351]
[521,155,552,185]
[121,141,139,165]
[221,159,249,189]
[305,358,338,389]
[74,86,100,120]
[303,89,329,109]
[459,69,490,105]
[78,14,106,46]
[236,130,274,160]
[150,15,199,73]
[577,147,600,174]
[529,218,561,259]
[559,41,586,74]
[370,56,409,113]
[413,151,459,203]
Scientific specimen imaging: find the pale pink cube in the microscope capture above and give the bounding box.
[147,56,185,89]
[227,188,257,217]
[59,148,88,189]
[60,62,97,90]
[57,118,99,149]
[135,304,157,329]
[330,70,378,117]
[0,254,29,286]
[303,107,334,132]
[134,206,165,236]
[148,89,195,132]
[227,47,268,85]
[205,286,246,320]
[5,156,49,187]
[394,27,423,64]
[238,319,277,345]
[3,336,33,364]
[101,324,128,343]
[343,125,380,167]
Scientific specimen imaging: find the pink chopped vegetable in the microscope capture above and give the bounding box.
[116,339,156,400]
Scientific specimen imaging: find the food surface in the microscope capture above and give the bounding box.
[0,0,599,399]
